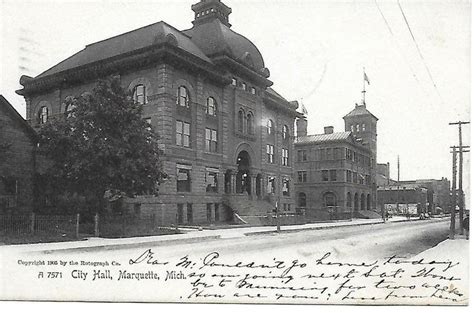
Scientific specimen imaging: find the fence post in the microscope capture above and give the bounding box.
[94,213,99,237]
[76,213,80,239]
[30,212,35,234]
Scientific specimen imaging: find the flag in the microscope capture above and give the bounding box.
[364,72,370,85]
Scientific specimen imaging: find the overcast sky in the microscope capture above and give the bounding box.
[0,0,471,201]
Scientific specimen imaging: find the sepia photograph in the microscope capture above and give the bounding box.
[0,0,471,306]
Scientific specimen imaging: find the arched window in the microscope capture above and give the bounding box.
[65,103,77,118]
[206,97,217,116]
[133,84,146,104]
[238,110,244,132]
[354,193,359,211]
[176,86,189,107]
[246,112,253,134]
[38,106,48,124]
[324,192,336,208]
[346,192,352,208]
[282,125,289,139]
[298,192,307,207]
[267,119,274,135]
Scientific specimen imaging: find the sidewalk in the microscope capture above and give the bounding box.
[410,234,470,304]
[1,215,444,253]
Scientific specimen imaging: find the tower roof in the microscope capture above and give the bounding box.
[344,104,378,121]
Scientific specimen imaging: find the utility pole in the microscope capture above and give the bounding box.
[450,147,457,239]
[396,155,400,215]
[449,121,470,235]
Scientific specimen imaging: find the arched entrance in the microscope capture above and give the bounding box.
[361,194,366,211]
[323,192,337,219]
[236,151,251,194]
[367,194,371,210]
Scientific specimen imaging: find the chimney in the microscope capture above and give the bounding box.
[296,118,307,137]
[324,126,334,134]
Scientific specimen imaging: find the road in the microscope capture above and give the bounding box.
[2,217,464,304]
[43,218,450,263]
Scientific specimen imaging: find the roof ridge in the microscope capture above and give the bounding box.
[85,20,168,48]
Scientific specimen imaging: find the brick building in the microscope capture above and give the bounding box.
[0,95,37,213]
[16,0,301,225]
[294,102,378,220]
[377,184,429,216]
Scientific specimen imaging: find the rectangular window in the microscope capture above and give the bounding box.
[330,169,337,181]
[206,168,218,193]
[267,144,275,164]
[297,171,307,183]
[297,150,307,162]
[205,128,218,152]
[176,120,190,147]
[281,148,289,166]
[322,170,329,182]
[231,78,237,86]
[251,87,256,95]
[334,147,342,159]
[326,148,333,160]
[267,176,276,194]
[346,170,352,183]
[187,203,193,224]
[177,165,191,192]
[282,178,290,196]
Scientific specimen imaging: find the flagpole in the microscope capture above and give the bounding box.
[362,67,366,105]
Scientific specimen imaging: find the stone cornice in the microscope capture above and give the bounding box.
[263,91,302,118]
[210,53,273,88]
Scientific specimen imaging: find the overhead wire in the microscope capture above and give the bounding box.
[396,0,445,105]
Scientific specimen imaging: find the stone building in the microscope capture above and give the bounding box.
[0,95,37,213]
[294,102,378,220]
[16,0,301,225]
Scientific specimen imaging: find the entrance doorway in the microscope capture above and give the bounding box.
[236,151,251,194]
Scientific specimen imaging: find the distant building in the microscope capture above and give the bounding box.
[376,162,395,186]
[377,178,450,215]
[0,95,37,213]
[294,101,378,220]
[16,0,301,225]
[377,184,428,216]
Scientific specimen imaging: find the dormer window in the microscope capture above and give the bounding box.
[251,87,256,95]
[241,82,247,91]
[362,123,366,131]
[231,78,237,86]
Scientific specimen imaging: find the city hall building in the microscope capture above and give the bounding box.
[16,0,301,225]
[294,102,378,220]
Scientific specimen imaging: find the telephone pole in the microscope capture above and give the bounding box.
[449,121,470,235]
[450,147,457,239]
